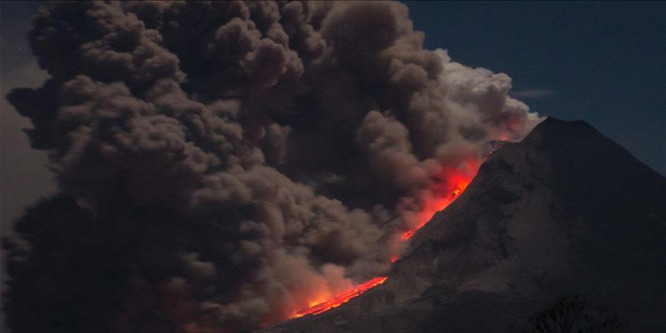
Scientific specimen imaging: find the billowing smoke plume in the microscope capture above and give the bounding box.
[4,1,541,331]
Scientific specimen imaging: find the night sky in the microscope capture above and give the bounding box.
[1,1,665,231]
[406,1,665,175]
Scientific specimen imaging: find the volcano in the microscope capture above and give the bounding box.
[262,117,666,333]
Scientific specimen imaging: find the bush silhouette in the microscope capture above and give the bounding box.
[526,296,627,333]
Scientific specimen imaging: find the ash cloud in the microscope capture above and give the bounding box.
[4,1,541,331]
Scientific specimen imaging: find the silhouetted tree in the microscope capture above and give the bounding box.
[526,297,628,333]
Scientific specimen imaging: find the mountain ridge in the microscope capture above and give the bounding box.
[262,117,666,332]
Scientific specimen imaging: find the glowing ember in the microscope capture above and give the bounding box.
[290,160,478,320]
[291,276,388,318]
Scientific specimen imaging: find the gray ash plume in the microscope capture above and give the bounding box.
[4,1,540,331]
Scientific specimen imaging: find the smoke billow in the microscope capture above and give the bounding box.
[4,1,541,331]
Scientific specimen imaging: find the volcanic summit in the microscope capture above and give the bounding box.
[262,117,666,333]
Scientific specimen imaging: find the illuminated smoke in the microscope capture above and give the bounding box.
[5,1,541,331]
[291,276,388,318]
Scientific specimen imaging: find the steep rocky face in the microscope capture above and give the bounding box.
[263,118,666,333]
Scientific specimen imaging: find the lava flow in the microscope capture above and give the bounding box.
[291,276,388,318]
[399,172,473,241]
[289,163,477,319]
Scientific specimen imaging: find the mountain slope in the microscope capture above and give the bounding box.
[263,118,666,332]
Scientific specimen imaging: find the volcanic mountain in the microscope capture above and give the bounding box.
[262,117,666,332]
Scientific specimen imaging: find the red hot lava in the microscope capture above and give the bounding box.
[291,277,388,318]
[289,160,478,319]
[399,172,474,241]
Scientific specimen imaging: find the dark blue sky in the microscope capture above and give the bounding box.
[404,1,665,175]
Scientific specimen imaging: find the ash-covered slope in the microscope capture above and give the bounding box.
[263,117,666,333]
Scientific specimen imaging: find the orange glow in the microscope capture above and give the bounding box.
[290,276,388,318]
[399,178,471,241]
[289,158,479,320]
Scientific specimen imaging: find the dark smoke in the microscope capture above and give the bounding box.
[4,1,540,331]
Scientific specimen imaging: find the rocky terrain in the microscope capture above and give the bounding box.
[263,117,666,333]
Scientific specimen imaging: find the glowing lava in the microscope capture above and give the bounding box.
[290,161,478,320]
[399,177,472,241]
[291,276,388,318]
